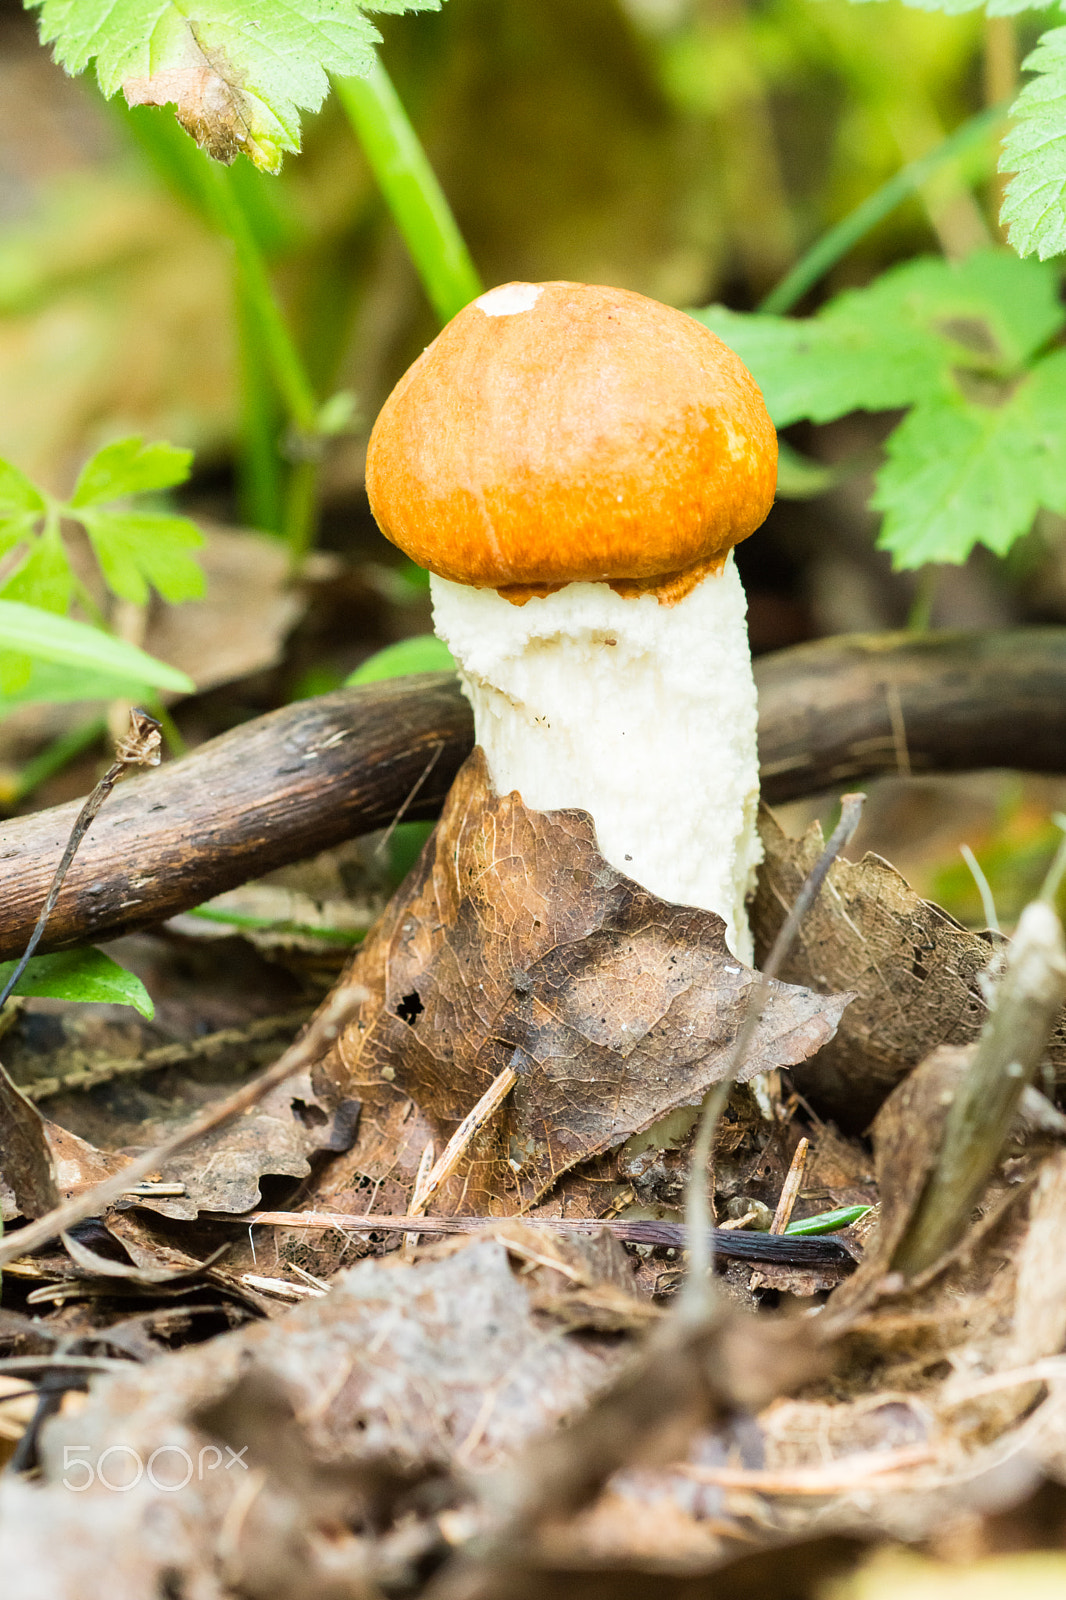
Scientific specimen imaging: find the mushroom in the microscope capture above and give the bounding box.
[366,280,777,962]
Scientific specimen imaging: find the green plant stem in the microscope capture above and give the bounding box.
[235,286,285,534]
[907,566,939,632]
[759,103,1008,316]
[283,458,322,571]
[199,163,324,560]
[334,60,483,324]
[202,165,318,434]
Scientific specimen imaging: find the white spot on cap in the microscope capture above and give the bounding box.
[476,283,544,317]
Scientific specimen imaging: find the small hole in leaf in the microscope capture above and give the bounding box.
[397,991,424,1026]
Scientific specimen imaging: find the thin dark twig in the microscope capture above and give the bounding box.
[0,708,162,1010]
[238,1208,857,1266]
[680,792,866,1322]
[374,737,445,857]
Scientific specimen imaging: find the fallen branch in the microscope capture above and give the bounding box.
[0,675,472,959]
[3,628,1066,959]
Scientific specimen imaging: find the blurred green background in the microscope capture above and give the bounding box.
[0,0,1062,927]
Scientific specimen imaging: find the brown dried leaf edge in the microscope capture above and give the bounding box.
[315,751,850,1214]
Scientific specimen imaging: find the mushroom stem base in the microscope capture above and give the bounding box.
[430,559,762,961]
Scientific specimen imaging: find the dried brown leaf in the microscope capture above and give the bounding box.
[124,30,270,169]
[317,754,850,1214]
[0,1236,633,1598]
[751,808,1014,1127]
[0,1065,58,1220]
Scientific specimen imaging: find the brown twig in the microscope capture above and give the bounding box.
[408,1066,518,1215]
[5,629,1066,959]
[770,1137,809,1234]
[0,708,161,1009]
[891,895,1066,1276]
[403,1140,435,1254]
[0,984,368,1269]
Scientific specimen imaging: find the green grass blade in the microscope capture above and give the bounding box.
[334,59,483,324]
[784,1204,871,1236]
[760,104,1007,316]
[0,600,193,692]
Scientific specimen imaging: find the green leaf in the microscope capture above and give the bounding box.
[1001,27,1066,260]
[0,599,193,691]
[0,947,153,1016]
[873,348,1066,569]
[28,0,442,173]
[784,1204,871,1236]
[0,528,73,614]
[70,436,192,507]
[0,659,168,712]
[346,633,456,685]
[80,511,206,605]
[0,458,45,517]
[694,250,1065,428]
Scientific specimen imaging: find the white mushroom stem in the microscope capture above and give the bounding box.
[430,553,762,963]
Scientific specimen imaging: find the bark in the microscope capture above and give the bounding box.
[1,627,1065,960]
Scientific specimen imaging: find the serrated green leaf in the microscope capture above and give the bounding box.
[80,511,205,605]
[0,947,153,1016]
[0,458,45,517]
[70,436,192,507]
[28,0,441,173]
[0,598,192,690]
[1001,28,1066,260]
[0,528,73,614]
[695,250,1065,428]
[346,633,456,685]
[698,301,947,425]
[873,348,1066,569]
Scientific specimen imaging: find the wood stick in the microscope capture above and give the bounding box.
[3,627,1066,960]
[0,674,472,960]
[770,1137,810,1234]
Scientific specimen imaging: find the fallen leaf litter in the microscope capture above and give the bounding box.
[4,722,1066,1594]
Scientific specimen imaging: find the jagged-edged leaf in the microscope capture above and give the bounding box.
[28,0,442,173]
[0,458,45,517]
[81,511,206,605]
[873,349,1066,568]
[694,250,1064,427]
[1001,27,1066,260]
[70,436,192,507]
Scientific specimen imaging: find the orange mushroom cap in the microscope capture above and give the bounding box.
[366,281,777,604]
